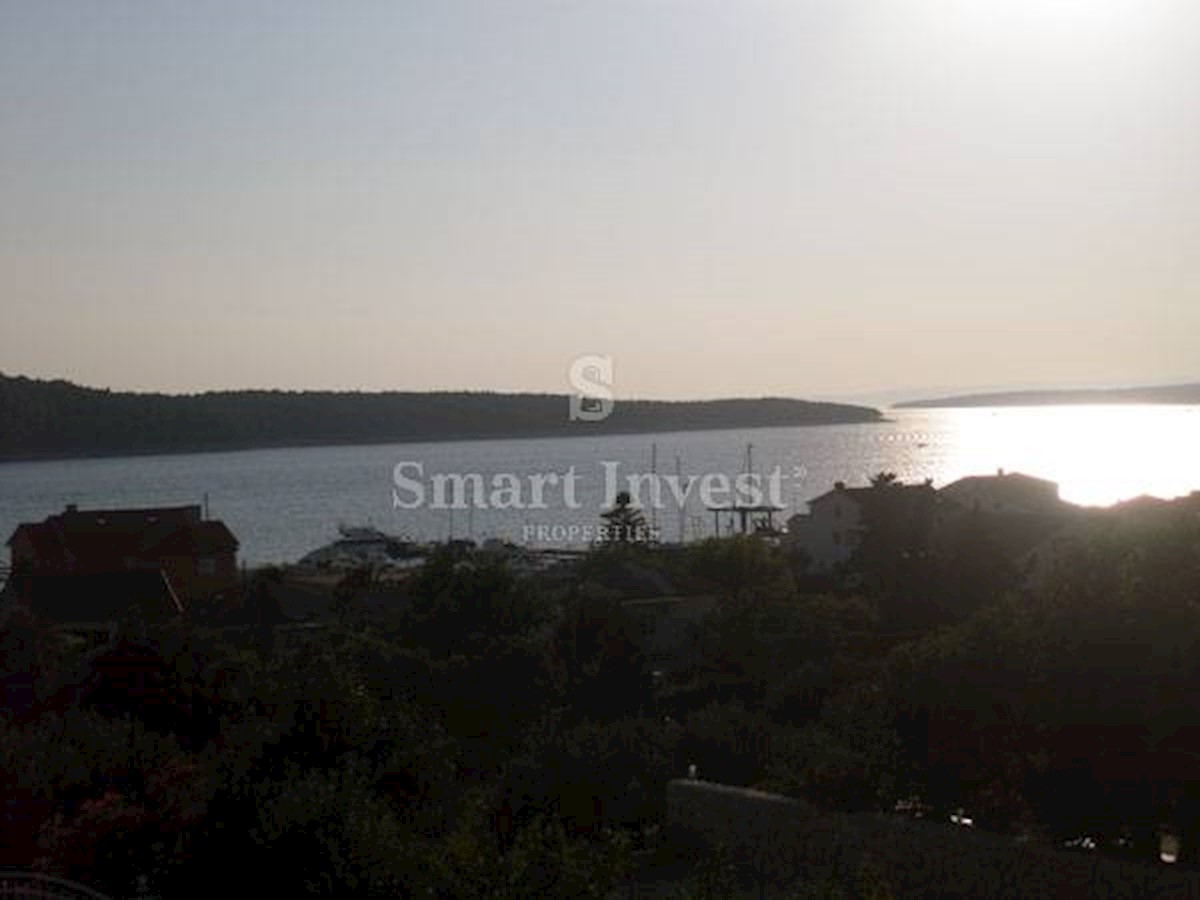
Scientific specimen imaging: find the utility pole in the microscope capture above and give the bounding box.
[676,455,685,544]
[650,442,658,538]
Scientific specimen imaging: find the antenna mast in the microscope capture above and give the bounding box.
[676,455,685,544]
[650,442,658,538]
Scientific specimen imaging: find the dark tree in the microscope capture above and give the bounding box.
[600,491,650,544]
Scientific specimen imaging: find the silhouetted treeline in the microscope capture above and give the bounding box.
[0,373,881,460]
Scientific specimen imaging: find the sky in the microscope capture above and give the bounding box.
[2,1,1198,403]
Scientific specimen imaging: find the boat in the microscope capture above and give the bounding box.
[297,524,425,571]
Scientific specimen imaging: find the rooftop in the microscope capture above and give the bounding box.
[8,503,238,566]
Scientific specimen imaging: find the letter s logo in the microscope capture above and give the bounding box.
[568,355,614,422]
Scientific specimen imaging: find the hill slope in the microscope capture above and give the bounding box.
[896,383,1200,408]
[0,373,881,461]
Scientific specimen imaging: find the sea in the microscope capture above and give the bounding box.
[1,406,1198,567]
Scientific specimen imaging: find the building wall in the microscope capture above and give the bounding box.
[8,532,37,573]
[161,551,239,607]
[786,494,862,572]
[8,517,238,608]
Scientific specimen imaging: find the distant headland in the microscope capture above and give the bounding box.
[896,382,1200,409]
[0,373,882,462]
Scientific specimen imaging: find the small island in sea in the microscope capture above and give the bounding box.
[896,381,1200,408]
[0,372,882,462]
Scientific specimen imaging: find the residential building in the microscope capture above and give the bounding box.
[5,503,239,621]
[785,479,939,573]
[938,470,1067,516]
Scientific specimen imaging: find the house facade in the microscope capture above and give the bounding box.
[787,474,1067,574]
[938,470,1066,516]
[6,504,239,618]
[785,482,869,572]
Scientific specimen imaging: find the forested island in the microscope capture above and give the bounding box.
[897,382,1200,408]
[0,373,881,462]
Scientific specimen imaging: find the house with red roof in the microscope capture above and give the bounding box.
[4,504,239,623]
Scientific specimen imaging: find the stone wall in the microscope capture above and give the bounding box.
[666,779,1200,897]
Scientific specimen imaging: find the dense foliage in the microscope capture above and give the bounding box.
[3,497,1199,894]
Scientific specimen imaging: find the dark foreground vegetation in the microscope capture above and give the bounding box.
[0,373,880,460]
[2,487,1200,896]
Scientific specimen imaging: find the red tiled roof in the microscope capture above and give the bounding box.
[7,504,238,570]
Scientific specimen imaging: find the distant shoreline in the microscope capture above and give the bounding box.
[0,416,889,466]
[895,382,1200,409]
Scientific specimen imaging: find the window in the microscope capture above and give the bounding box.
[197,557,217,576]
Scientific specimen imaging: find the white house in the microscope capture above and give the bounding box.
[785,482,870,572]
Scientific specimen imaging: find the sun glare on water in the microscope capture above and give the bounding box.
[938,406,1200,507]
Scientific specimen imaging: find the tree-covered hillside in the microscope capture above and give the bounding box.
[0,373,881,460]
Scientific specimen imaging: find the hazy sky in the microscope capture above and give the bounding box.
[2,1,1197,402]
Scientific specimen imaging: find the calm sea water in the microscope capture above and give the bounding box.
[1,406,1198,566]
